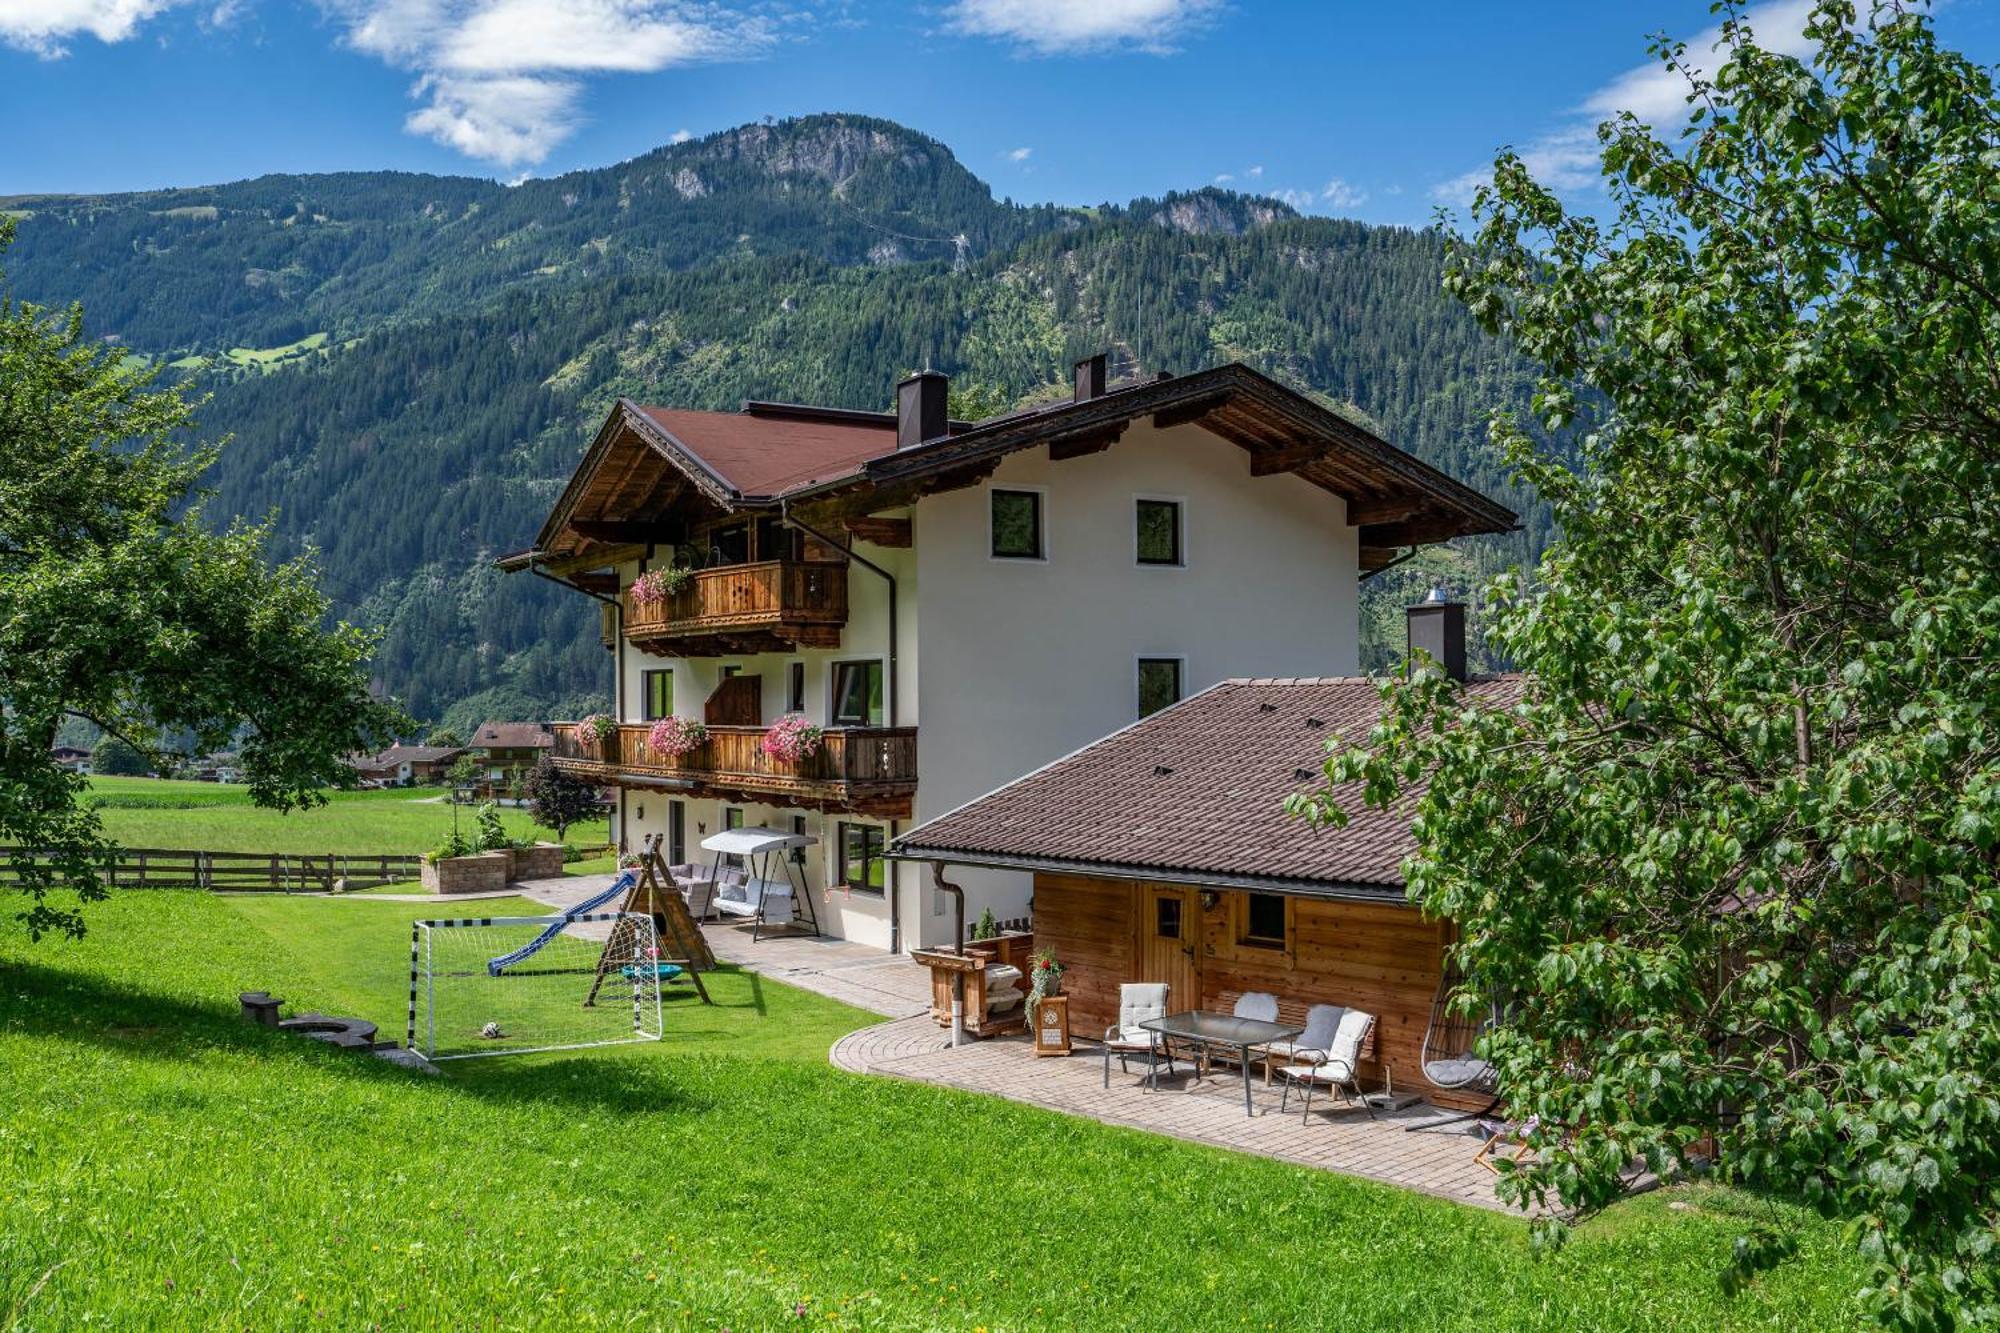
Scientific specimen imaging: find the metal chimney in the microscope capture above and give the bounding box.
[897,371,949,450]
[1406,587,1467,682]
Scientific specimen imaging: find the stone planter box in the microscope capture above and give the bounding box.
[507,842,566,882]
[421,850,510,895]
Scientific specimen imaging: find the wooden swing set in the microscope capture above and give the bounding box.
[584,834,717,1007]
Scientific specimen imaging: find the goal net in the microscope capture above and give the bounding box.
[407,911,665,1061]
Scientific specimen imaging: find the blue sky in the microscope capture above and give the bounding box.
[4,1,1997,227]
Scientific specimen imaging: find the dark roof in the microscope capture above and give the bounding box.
[472,721,554,750]
[371,744,463,766]
[521,362,1516,572]
[893,675,1525,898]
[632,403,899,497]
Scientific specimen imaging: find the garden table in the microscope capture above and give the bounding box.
[1141,1010,1303,1116]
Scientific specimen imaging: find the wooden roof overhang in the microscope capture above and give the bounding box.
[527,399,758,575]
[783,364,1517,569]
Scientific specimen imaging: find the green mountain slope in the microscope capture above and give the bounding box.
[2,116,1545,731]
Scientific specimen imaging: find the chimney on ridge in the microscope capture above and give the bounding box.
[1406,586,1467,682]
[1073,352,1108,402]
[897,370,949,450]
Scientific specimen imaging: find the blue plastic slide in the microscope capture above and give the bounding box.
[486,871,636,976]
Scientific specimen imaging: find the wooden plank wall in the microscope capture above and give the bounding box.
[1034,873,1475,1108]
[1032,873,1138,1040]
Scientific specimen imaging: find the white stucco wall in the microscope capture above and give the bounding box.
[907,419,1359,946]
[596,419,1358,951]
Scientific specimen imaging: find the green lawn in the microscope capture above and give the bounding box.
[0,890,1868,1330]
[80,777,609,857]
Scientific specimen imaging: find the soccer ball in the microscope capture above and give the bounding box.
[480,1021,506,1040]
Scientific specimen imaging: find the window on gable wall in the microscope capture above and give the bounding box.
[990,489,1044,559]
[1137,658,1183,718]
[1136,498,1183,566]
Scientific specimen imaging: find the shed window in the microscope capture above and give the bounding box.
[1240,893,1288,949]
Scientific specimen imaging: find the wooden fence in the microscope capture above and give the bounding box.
[0,847,425,893]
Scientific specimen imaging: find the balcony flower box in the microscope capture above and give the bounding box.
[759,714,823,765]
[577,714,620,763]
[648,715,707,758]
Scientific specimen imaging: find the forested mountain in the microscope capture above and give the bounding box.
[1,115,1547,732]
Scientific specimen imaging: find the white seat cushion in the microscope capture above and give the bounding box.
[1424,1057,1494,1086]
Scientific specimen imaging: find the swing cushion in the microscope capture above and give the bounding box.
[713,877,794,923]
[1424,1057,1495,1087]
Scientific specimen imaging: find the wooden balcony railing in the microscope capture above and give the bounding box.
[623,560,847,655]
[551,720,917,816]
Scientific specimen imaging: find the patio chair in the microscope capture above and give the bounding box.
[1257,1002,1344,1085]
[1276,1008,1377,1121]
[1199,991,1278,1077]
[679,876,718,922]
[1102,983,1177,1090]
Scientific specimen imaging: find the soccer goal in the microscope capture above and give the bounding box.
[407,911,665,1061]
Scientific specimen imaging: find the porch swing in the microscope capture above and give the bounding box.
[1406,950,1503,1132]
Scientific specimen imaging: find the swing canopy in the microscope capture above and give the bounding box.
[700,827,818,856]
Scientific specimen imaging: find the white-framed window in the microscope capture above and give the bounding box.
[1134,495,1186,567]
[830,659,885,727]
[1136,656,1185,719]
[988,485,1048,562]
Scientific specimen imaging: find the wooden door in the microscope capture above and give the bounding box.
[1138,884,1199,1008]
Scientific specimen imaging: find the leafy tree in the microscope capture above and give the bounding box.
[0,224,407,939]
[472,801,512,853]
[522,756,601,846]
[445,754,483,790]
[87,737,150,777]
[424,728,462,748]
[1295,5,1999,1325]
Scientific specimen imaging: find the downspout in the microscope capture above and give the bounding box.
[780,508,898,727]
[930,861,966,1047]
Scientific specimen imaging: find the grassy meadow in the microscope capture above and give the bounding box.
[79,777,609,857]
[0,889,1871,1331]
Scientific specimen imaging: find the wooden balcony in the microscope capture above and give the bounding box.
[552,721,917,817]
[623,560,848,656]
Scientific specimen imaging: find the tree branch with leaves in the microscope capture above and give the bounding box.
[1293,4,1999,1325]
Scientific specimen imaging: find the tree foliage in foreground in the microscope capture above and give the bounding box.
[0,225,407,939]
[1294,4,1998,1325]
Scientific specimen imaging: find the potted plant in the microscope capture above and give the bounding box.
[971,906,998,942]
[577,712,618,759]
[629,565,693,608]
[647,715,708,758]
[758,713,823,766]
[1026,947,1064,1023]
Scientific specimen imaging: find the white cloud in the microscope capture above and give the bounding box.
[0,0,191,58]
[1212,172,1233,184]
[1429,0,1819,205]
[1319,176,1366,209]
[947,0,1220,56]
[1006,145,1032,161]
[668,127,694,144]
[1245,164,1262,179]
[322,1,774,168]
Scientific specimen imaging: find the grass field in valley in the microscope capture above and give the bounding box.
[0,889,1871,1330]
[77,777,610,856]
